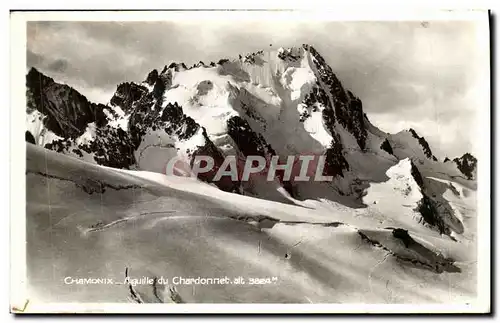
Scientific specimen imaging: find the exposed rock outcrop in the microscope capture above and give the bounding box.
[408,128,438,161]
[304,44,367,151]
[380,139,394,156]
[26,67,108,139]
[453,153,477,180]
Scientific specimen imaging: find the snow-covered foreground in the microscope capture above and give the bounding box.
[26,143,477,306]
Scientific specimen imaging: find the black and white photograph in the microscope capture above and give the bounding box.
[10,9,491,313]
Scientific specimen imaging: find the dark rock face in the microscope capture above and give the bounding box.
[304,44,367,150]
[323,135,350,178]
[453,153,477,180]
[226,116,273,158]
[163,62,188,72]
[44,125,137,169]
[152,76,168,102]
[299,83,329,122]
[126,98,198,146]
[392,228,415,248]
[25,131,36,144]
[317,86,350,178]
[81,126,136,169]
[277,48,300,61]
[240,50,265,65]
[43,138,70,153]
[380,139,394,155]
[416,195,448,235]
[408,128,438,161]
[444,157,450,163]
[26,67,108,139]
[191,128,240,193]
[160,102,200,140]
[144,69,159,86]
[410,161,440,230]
[297,81,350,178]
[299,79,349,177]
[127,93,158,147]
[110,82,149,113]
[410,161,460,235]
[225,115,292,191]
[410,160,424,188]
[193,61,206,68]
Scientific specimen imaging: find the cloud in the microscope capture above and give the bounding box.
[26,49,45,66]
[47,58,68,73]
[26,20,486,158]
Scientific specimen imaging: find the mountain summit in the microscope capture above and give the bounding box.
[26,45,476,236]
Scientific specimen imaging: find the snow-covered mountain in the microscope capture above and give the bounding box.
[24,45,479,306]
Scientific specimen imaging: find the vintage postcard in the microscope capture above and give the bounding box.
[10,9,491,313]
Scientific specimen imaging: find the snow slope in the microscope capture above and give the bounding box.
[26,143,477,305]
[26,109,63,146]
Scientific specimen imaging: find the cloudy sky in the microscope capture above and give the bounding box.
[26,18,488,159]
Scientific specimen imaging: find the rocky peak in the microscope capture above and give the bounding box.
[27,67,54,90]
[26,67,108,139]
[408,128,438,161]
[194,61,206,68]
[239,51,266,65]
[453,153,477,180]
[110,82,149,113]
[169,62,188,72]
[303,44,367,150]
[144,69,159,86]
[277,47,300,61]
